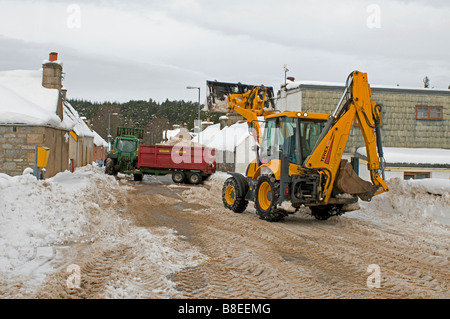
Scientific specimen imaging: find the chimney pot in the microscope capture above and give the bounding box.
[49,52,58,62]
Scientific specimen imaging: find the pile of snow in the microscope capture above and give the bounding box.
[193,121,251,152]
[354,178,450,227]
[357,147,450,166]
[163,128,181,141]
[0,166,125,277]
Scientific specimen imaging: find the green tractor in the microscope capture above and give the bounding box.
[105,127,144,181]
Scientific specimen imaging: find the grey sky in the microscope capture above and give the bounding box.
[0,0,449,103]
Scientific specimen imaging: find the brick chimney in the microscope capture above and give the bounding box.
[42,52,62,90]
[42,52,64,120]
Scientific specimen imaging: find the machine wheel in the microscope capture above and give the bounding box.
[222,177,248,213]
[254,175,286,222]
[133,174,143,181]
[310,204,343,220]
[188,172,201,185]
[105,158,116,176]
[172,171,185,183]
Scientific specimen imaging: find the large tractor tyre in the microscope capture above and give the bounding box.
[254,175,286,222]
[172,171,186,183]
[188,172,202,185]
[105,158,116,176]
[133,174,143,181]
[222,177,249,214]
[310,204,344,220]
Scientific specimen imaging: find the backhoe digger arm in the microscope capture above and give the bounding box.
[352,73,389,196]
[305,71,389,203]
[231,105,263,144]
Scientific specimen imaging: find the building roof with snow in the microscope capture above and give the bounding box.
[356,147,450,168]
[282,78,450,95]
[0,69,64,128]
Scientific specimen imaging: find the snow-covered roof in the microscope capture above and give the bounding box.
[93,130,108,148]
[0,68,100,139]
[62,101,95,138]
[284,79,450,93]
[356,147,450,166]
[0,69,63,128]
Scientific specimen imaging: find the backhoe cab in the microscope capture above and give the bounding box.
[213,71,389,221]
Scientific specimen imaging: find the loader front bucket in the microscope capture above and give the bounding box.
[334,160,380,201]
[205,80,275,113]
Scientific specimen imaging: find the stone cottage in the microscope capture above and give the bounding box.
[0,53,101,177]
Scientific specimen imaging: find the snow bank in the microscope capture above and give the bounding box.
[0,165,207,297]
[0,166,124,277]
[355,178,450,227]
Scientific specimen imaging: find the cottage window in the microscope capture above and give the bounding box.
[416,106,443,120]
[404,172,430,180]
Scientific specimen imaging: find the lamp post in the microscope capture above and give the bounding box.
[108,112,118,151]
[186,86,201,136]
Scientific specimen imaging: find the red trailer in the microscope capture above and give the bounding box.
[136,144,216,184]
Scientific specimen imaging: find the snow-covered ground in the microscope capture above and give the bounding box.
[0,165,448,298]
[0,165,206,297]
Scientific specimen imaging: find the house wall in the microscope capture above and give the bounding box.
[93,145,107,163]
[215,150,235,172]
[0,125,70,178]
[77,136,94,167]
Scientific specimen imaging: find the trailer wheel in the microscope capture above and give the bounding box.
[133,174,143,181]
[172,171,185,183]
[222,177,248,213]
[188,172,201,185]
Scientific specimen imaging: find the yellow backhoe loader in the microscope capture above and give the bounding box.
[206,71,388,221]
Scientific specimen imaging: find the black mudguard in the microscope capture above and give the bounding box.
[227,172,249,198]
